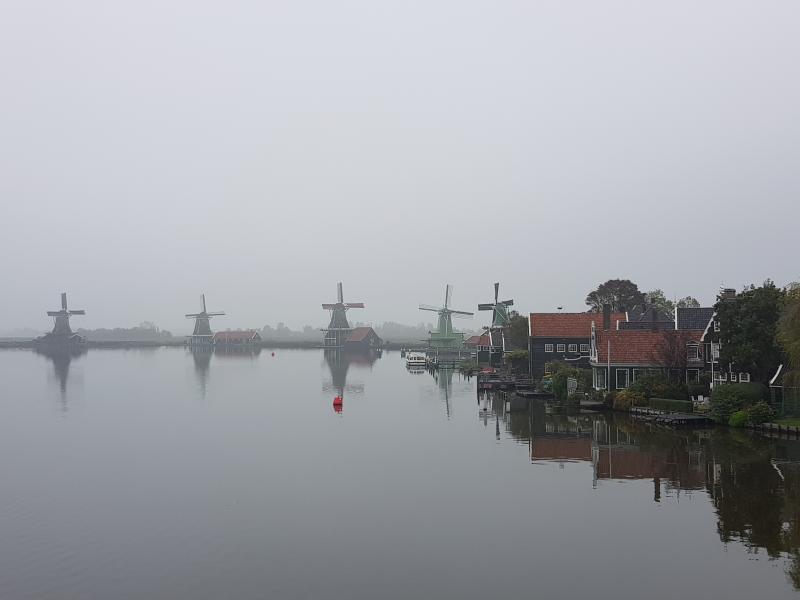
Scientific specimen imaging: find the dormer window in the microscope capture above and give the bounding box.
[687,345,699,360]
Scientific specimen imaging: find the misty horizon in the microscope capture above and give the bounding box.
[2,1,798,331]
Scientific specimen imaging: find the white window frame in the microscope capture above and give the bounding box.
[544,363,551,375]
[714,321,721,333]
[717,372,727,382]
[687,345,699,360]
[557,344,566,353]
[632,368,640,383]
[580,343,590,353]
[594,368,607,390]
[616,369,629,389]
[687,369,700,383]
[568,343,578,353]
[739,373,751,383]
[544,344,554,353]
[729,373,738,382]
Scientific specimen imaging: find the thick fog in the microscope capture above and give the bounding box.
[1,1,798,334]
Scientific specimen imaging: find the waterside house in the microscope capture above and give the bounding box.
[589,326,707,390]
[343,327,382,350]
[528,308,627,380]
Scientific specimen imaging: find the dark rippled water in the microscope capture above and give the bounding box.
[1,347,799,599]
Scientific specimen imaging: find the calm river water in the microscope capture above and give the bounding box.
[1,347,799,599]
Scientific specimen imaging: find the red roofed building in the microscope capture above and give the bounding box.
[213,330,262,345]
[344,327,382,350]
[464,334,490,348]
[589,326,705,390]
[528,309,627,380]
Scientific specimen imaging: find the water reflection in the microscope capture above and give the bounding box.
[33,345,87,411]
[483,395,800,587]
[323,349,378,411]
[189,346,262,396]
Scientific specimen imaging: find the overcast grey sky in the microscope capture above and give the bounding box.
[1,0,798,333]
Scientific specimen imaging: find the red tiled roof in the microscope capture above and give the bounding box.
[464,334,490,347]
[594,329,703,364]
[529,312,627,338]
[346,327,378,343]
[213,330,260,342]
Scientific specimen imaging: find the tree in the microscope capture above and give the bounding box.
[586,279,645,313]
[778,283,800,386]
[506,312,529,350]
[676,296,700,308]
[714,281,786,383]
[644,289,674,316]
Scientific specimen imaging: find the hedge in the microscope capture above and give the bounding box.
[649,398,693,413]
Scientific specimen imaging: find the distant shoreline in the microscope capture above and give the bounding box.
[0,339,425,351]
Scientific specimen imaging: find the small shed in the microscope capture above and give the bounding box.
[213,330,262,345]
[344,327,382,350]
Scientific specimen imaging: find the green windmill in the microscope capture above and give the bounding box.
[419,285,473,349]
[478,282,514,363]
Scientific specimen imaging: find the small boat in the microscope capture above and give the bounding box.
[405,353,427,368]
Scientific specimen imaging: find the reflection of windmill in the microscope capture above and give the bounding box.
[419,285,473,349]
[323,349,367,400]
[433,367,455,417]
[185,294,224,346]
[322,283,364,347]
[477,282,514,363]
[34,345,87,411]
[36,293,86,345]
[190,348,213,396]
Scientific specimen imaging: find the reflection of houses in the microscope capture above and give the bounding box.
[213,330,262,345]
[529,309,627,380]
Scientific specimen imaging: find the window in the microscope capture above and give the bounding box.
[687,345,699,360]
[729,373,738,382]
[632,369,640,382]
[714,321,721,333]
[544,363,551,375]
[580,344,589,353]
[557,344,566,353]
[568,344,578,353]
[616,369,629,389]
[594,368,607,389]
[711,343,720,361]
[717,372,727,382]
[739,373,751,383]
[544,344,554,353]
[687,369,700,383]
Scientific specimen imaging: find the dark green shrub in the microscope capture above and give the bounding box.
[629,373,689,401]
[649,398,693,413]
[746,401,774,425]
[729,410,749,428]
[710,383,769,423]
[613,389,646,411]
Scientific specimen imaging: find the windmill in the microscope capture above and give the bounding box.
[478,282,514,362]
[35,292,86,345]
[419,285,473,349]
[322,282,364,347]
[185,294,225,345]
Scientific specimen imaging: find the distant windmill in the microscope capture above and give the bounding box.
[46,292,86,336]
[185,294,225,345]
[478,282,514,356]
[419,284,473,349]
[34,292,87,346]
[322,283,364,347]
